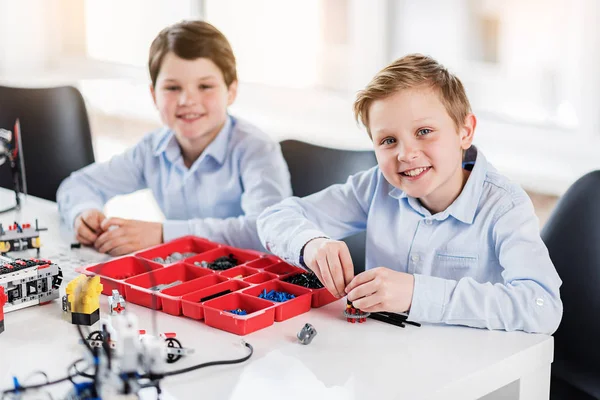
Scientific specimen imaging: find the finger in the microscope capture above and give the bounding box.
[353,291,383,310]
[326,251,345,298]
[76,223,98,244]
[101,217,127,231]
[81,214,102,233]
[347,278,378,303]
[75,232,95,246]
[108,244,134,257]
[95,228,126,252]
[345,269,376,294]
[97,234,130,255]
[359,302,385,313]
[315,252,338,297]
[94,211,107,226]
[338,246,355,288]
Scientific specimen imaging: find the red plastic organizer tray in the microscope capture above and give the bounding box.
[79,236,339,335]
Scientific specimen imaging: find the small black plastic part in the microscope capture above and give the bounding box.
[199,289,232,303]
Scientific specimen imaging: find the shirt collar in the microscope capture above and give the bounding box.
[152,116,234,167]
[444,146,486,224]
[198,115,233,166]
[388,146,487,224]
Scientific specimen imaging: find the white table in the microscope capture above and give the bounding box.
[0,191,554,400]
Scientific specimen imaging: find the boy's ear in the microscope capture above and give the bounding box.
[150,84,157,107]
[460,113,477,149]
[227,80,238,106]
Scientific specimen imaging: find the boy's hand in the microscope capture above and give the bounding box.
[94,218,163,256]
[302,238,354,298]
[345,267,415,313]
[74,209,106,245]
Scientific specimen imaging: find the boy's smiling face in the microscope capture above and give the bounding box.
[369,85,476,214]
[151,52,237,159]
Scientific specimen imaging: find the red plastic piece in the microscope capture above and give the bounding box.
[183,246,262,271]
[219,265,260,279]
[181,279,250,320]
[0,286,7,333]
[242,271,277,284]
[310,287,339,308]
[245,256,281,270]
[203,293,275,335]
[84,257,164,296]
[159,274,228,316]
[135,236,220,264]
[263,261,305,277]
[82,237,343,336]
[124,263,214,310]
[241,280,312,322]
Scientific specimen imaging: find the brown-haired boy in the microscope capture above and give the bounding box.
[58,20,291,255]
[258,54,562,334]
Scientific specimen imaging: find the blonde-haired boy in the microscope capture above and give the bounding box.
[258,54,562,334]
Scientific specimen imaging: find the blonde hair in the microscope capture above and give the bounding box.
[353,54,471,136]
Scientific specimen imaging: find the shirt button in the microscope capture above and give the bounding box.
[425,219,433,225]
[536,298,544,306]
[411,254,420,263]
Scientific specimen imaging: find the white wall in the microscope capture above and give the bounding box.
[0,0,60,76]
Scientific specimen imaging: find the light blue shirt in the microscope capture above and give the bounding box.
[57,116,292,251]
[258,147,563,334]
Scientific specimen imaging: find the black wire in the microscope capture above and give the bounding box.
[71,359,94,379]
[0,371,54,400]
[2,359,92,395]
[150,341,254,379]
[1,342,254,396]
[1,369,80,395]
[22,371,49,385]
[77,322,94,357]
[101,324,112,369]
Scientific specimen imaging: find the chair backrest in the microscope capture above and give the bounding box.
[0,85,95,201]
[541,170,600,399]
[280,140,377,273]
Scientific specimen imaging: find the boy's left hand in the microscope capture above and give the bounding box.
[345,267,415,313]
[94,218,163,256]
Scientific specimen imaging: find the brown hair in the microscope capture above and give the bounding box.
[149,20,237,88]
[353,54,471,136]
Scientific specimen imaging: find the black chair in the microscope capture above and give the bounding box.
[280,140,377,274]
[541,171,600,400]
[0,85,95,202]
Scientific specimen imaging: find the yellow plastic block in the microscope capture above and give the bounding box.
[65,275,103,315]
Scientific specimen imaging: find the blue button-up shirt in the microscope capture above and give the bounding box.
[57,116,292,251]
[258,147,562,334]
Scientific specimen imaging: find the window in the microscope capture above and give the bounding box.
[84,0,198,67]
[388,0,597,131]
[204,0,388,92]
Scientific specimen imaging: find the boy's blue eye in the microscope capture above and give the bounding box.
[381,137,396,146]
[417,128,432,136]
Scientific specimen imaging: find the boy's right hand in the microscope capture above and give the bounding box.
[74,209,106,245]
[302,238,354,298]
